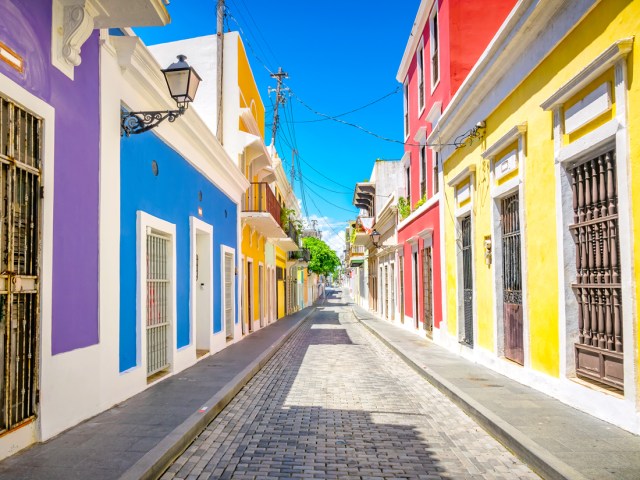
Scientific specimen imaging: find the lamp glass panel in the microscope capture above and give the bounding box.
[187,70,201,102]
[164,69,190,103]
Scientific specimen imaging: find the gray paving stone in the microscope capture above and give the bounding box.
[162,291,538,479]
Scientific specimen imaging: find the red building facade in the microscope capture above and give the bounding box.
[396,0,515,334]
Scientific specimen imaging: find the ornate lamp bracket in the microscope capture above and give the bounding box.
[121,107,186,136]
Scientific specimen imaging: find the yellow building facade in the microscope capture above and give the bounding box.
[429,0,640,433]
[237,37,270,334]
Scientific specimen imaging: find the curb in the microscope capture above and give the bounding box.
[351,307,587,480]
[120,307,316,480]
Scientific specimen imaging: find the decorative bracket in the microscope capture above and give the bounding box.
[121,108,185,136]
[52,0,102,79]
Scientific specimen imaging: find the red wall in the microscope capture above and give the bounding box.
[397,203,441,326]
[398,0,517,328]
[449,0,516,93]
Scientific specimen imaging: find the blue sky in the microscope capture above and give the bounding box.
[137,0,419,254]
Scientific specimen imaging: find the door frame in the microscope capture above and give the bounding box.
[246,257,253,332]
[484,125,529,366]
[1,71,54,445]
[137,212,177,377]
[190,217,213,356]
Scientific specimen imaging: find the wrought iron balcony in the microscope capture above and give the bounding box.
[288,248,311,263]
[241,183,286,239]
[284,219,300,246]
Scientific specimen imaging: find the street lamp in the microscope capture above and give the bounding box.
[121,55,202,136]
[370,229,381,248]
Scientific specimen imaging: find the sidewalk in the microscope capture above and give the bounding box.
[0,307,316,480]
[351,303,640,480]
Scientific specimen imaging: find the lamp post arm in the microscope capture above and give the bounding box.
[121,107,185,136]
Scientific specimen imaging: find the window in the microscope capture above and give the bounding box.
[433,151,439,194]
[430,10,439,88]
[417,42,425,111]
[420,145,427,199]
[406,165,411,202]
[403,81,409,138]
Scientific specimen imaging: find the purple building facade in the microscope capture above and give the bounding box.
[0,0,169,457]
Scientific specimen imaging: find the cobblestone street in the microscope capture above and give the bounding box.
[162,292,538,480]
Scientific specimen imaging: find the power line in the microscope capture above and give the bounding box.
[232,0,280,67]
[284,86,401,124]
[304,182,358,214]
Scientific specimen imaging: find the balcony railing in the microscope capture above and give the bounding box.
[288,248,311,262]
[284,219,300,246]
[242,182,282,227]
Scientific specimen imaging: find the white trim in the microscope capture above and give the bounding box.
[563,81,611,135]
[553,55,637,408]
[396,0,437,82]
[455,181,476,347]
[557,118,619,164]
[482,123,527,159]
[414,126,427,143]
[403,79,410,140]
[0,71,55,450]
[447,164,476,187]
[401,150,411,168]
[245,256,254,332]
[426,101,442,126]
[190,217,214,357]
[137,211,177,379]
[220,244,236,340]
[540,37,634,111]
[490,129,529,368]
[258,261,265,328]
[426,0,601,157]
[104,32,249,199]
[397,193,440,231]
[419,144,427,198]
[417,37,426,115]
[428,4,440,92]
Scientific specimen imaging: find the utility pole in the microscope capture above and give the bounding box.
[216,0,224,144]
[268,67,288,145]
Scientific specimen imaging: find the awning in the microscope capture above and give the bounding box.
[349,258,364,267]
[357,216,375,235]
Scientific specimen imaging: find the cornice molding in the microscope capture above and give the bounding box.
[540,37,634,111]
[426,0,601,157]
[115,36,249,198]
[447,165,476,187]
[396,0,436,82]
[482,123,527,159]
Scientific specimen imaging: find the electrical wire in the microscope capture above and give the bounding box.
[284,86,401,124]
[232,0,280,67]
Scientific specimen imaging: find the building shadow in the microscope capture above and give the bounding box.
[189,290,454,480]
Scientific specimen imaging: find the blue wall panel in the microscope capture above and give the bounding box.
[119,133,237,372]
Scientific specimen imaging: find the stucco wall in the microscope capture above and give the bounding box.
[119,132,238,372]
[0,0,100,355]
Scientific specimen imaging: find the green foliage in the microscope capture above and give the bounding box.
[397,197,411,220]
[303,237,341,276]
[280,207,302,233]
[414,195,426,210]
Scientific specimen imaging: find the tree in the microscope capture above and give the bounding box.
[303,237,341,276]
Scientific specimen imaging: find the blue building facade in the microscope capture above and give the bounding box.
[119,132,238,372]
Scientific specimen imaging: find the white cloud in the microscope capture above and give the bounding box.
[304,214,347,256]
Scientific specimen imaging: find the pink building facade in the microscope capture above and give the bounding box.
[396,0,515,335]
